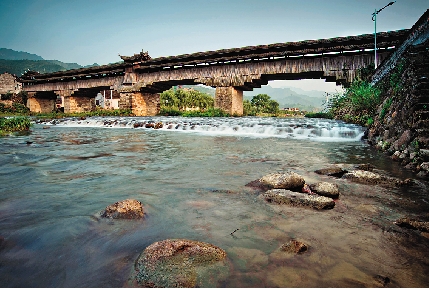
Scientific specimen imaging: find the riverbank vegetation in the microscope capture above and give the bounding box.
[322,64,383,126]
[159,87,284,117]
[0,116,31,136]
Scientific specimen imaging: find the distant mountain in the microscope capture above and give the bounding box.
[0,48,100,76]
[0,48,44,61]
[244,86,327,111]
[184,84,328,112]
[183,85,215,96]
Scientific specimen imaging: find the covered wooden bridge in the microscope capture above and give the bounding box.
[21,29,408,116]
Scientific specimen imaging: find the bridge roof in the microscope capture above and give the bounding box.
[21,29,408,83]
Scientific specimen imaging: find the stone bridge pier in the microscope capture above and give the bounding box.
[215,87,243,115]
[27,91,57,113]
[118,91,160,116]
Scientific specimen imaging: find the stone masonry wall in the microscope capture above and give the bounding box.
[119,92,159,116]
[366,40,429,178]
[215,87,243,115]
[27,97,55,113]
[64,96,95,113]
[0,73,21,95]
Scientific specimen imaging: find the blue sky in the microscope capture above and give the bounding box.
[0,0,427,91]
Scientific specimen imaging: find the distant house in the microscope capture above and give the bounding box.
[0,72,21,96]
[283,107,300,112]
[95,90,120,109]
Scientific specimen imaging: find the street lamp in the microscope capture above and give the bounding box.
[372,1,396,69]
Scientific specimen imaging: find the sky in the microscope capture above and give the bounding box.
[0,0,427,92]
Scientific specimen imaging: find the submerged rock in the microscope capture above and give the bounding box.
[280,240,308,254]
[262,189,335,210]
[101,199,145,219]
[342,170,406,187]
[374,275,391,287]
[314,166,347,178]
[154,122,163,129]
[309,182,340,199]
[259,172,305,190]
[131,239,228,287]
[395,217,429,232]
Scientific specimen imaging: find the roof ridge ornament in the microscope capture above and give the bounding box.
[119,49,151,63]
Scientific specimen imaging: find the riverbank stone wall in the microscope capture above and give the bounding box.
[366,39,429,178]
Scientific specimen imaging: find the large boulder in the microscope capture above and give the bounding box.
[131,239,229,287]
[262,189,335,210]
[101,199,145,219]
[309,182,340,199]
[259,172,305,190]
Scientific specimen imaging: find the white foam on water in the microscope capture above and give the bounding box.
[39,116,366,142]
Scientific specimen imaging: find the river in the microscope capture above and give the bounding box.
[0,116,428,287]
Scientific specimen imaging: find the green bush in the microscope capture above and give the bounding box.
[305,112,333,119]
[1,92,13,100]
[159,87,214,113]
[327,79,381,126]
[159,107,182,116]
[0,117,31,136]
[0,101,30,115]
[181,108,229,117]
[32,108,134,119]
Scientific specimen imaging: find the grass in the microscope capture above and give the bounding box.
[31,108,134,119]
[158,108,230,117]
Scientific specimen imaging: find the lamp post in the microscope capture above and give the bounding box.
[372,1,396,69]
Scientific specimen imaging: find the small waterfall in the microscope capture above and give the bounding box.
[37,116,366,142]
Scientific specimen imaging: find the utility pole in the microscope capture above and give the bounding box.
[372,1,396,69]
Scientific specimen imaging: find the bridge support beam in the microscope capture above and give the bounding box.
[215,86,243,116]
[64,95,95,113]
[26,91,57,113]
[119,92,160,116]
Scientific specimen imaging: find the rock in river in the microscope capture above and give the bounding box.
[262,189,335,210]
[131,239,229,287]
[342,170,406,187]
[395,217,429,232]
[101,199,145,219]
[259,172,305,190]
[314,166,347,178]
[309,182,340,199]
[280,240,309,254]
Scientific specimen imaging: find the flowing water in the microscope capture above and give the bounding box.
[0,116,428,287]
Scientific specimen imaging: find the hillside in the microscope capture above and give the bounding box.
[184,84,328,111]
[0,48,99,75]
[244,86,327,111]
[0,48,44,61]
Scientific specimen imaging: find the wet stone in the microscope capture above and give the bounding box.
[259,172,305,190]
[131,239,229,288]
[309,182,340,199]
[262,189,335,210]
[314,166,347,178]
[280,240,308,254]
[395,217,429,232]
[154,122,163,129]
[101,199,144,219]
[342,170,407,187]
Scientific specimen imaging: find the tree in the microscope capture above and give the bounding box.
[250,94,279,114]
